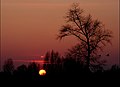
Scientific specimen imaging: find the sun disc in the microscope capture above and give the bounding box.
[39,69,46,76]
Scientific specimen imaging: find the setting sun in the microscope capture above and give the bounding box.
[39,69,46,76]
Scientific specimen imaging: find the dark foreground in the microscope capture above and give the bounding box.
[0,71,120,87]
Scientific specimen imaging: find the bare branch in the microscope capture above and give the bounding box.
[57,3,113,70]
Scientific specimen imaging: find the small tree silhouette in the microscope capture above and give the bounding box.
[3,58,14,74]
[57,3,112,71]
[27,62,40,77]
[16,64,28,76]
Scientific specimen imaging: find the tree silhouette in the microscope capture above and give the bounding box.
[44,50,62,75]
[57,3,112,71]
[27,62,40,77]
[16,64,28,76]
[3,58,14,74]
[65,44,85,65]
[66,43,106,72]
[44,51,50,63]
[44,50,61,64]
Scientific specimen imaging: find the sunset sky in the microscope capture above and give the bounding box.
[1,0,119,68]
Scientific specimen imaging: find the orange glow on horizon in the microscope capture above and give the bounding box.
[13,59,50,64]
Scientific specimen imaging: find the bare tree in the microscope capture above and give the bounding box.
[57,3,112,71]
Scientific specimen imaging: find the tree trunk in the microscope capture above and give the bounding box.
[86,38,90,72]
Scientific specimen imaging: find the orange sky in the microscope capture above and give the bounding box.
[1,0,119,67]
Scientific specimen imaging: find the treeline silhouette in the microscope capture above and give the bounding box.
[0,50,120,86]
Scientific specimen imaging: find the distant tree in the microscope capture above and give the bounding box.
[16,64,27,75]
[44,51,50,63]
[44,50,62,74]
[3,58,14,74]
[57,3,112,71]
[110,64,119,71]
[65,44,85,65]
[44,50,61,64]
[63,57,79,73]
[27,62,40,76]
